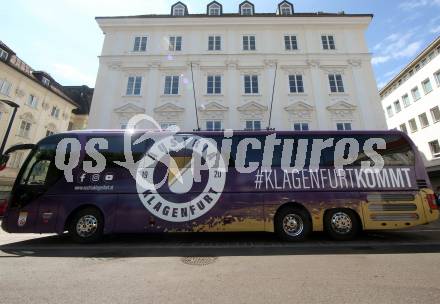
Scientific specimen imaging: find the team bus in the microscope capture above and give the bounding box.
[0,130,438,243]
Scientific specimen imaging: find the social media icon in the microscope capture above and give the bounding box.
[105,174,114,181]
[78,173,87,183]
[92,174,100,182]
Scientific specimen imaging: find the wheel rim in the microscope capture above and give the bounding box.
[282,214,304,237]
[76,215,98,238]
[330,212,353,234]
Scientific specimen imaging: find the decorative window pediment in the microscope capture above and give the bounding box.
[237,101,267,120]
[207,1,222,15]
[199,101,229,120]
[284,101,314,121]
[171,2,188,16]
[19,112,36,124]
[278,1,294,15]
[154,102,185,121]
[114,103,146,114]
[327,101,356,120]
[239,1,255,15]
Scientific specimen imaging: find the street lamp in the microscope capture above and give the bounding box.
[0,98,20,156]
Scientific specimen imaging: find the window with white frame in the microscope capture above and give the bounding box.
[8,151,24,169]
[284,35,298,50]
[126,76,142,96]
[386,106,393,118]
[400,123,408,134]
[430,106,440,123]
[0,79,11,96]
[280,3,292,15]
[207,75,221,94]
[208,4,221,15]
[408,118,418,132]
[169,36,182,51]
[419,113,429,128]
[321,35,335,50]
[243,35,256,51]
[434,70,440,86]
[289,74,304,93]
[42,77,50,86]
[241,4,253,15]
[0,48,8,61]
[336,122,352,131]
[244,75,259,94]
[160,122,177,130]
[208,36,221,51]
[422,78,433,94]
[18,120,32,137]
[328,74,344,93]
[51,106,60,118]
[293,122,309,131]
[411,86,421,101]
[133,36,148,52]
[46,130,55,137]
[164,76,179,95]
[402,94,411,107]
[245,120,261,131]
[429,140,440,158]
[172,4,185,16]
[26,94,38,108]
[206,120,222,131]
[393,100,401,113]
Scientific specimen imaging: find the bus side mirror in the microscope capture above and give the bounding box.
[0,154,10,171]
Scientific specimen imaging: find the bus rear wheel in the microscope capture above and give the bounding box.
[68,207,104,243]
[324,209,360,241]
[275,207,312,242]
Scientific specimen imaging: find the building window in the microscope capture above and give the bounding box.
[422,78,433,94]
[402,94,410,107]
[133,36,148,52]
[430,106,440,123]
[336,122,352,131]
[280,3,293,15]
[26,94,38,108]
[434,70,440,87]
[245,120,261,131]
[120,123,128,130]
[284,35,298,50]
[207,75,221,94]
[419,113,429,128]
[400,123,408,134]
[160,122,177,129]
[328,74,344,93]
[408,118,418,133]
[18,120,32,138]
[208,36,221,51]
[241,4,253,15]
[393,100,401,113]
[164,76,179,95]
[386,106,393,118]
[51,106,60,118]
[293,123,309,131]
[244,75,259,94]
[322,35,335,50]
[289,75,304,93]
[429,140,440,158]
[8,151,24,169]
[42,77,50,86]
[46,130,55,137]
[0,79,11,96]
[206,120,222,131]
[169,36,182,51]
[243,35,256,51]
[126,76,142,96]
[208,4,221,15]
[172,4,185,16]
[411,86,421,101]
[0,111,2,121]
[0,48,8,61]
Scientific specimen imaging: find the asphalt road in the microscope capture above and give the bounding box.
[1,221,440,304]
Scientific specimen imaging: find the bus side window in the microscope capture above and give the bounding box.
[22,160,51,185]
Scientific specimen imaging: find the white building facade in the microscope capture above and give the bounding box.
[380,37,440,189]
[89,1,386,132]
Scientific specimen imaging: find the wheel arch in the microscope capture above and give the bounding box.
[63,204,105,231]
[323,207,363,231]
[274,201,312,226]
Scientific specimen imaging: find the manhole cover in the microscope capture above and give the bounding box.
[181,257,218,266]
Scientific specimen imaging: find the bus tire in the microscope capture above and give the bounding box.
[68,207,104,243]
[275,207,312,242]
[324,209,359,241]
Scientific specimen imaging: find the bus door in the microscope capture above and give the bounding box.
[6,144,62,233]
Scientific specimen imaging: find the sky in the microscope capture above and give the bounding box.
[1,0,439,89]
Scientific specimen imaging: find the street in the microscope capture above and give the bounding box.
[1,221,440,304]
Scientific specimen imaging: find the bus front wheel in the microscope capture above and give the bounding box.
[68,207,104,243]
[324,209,360,241]
[275,207,312,242]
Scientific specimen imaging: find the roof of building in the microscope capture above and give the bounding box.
[96,12,373,20]
[0,40,79,108]
[62,85,94,115]
[379,36,440,96]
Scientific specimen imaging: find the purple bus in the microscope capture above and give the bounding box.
[0,130,438,243]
